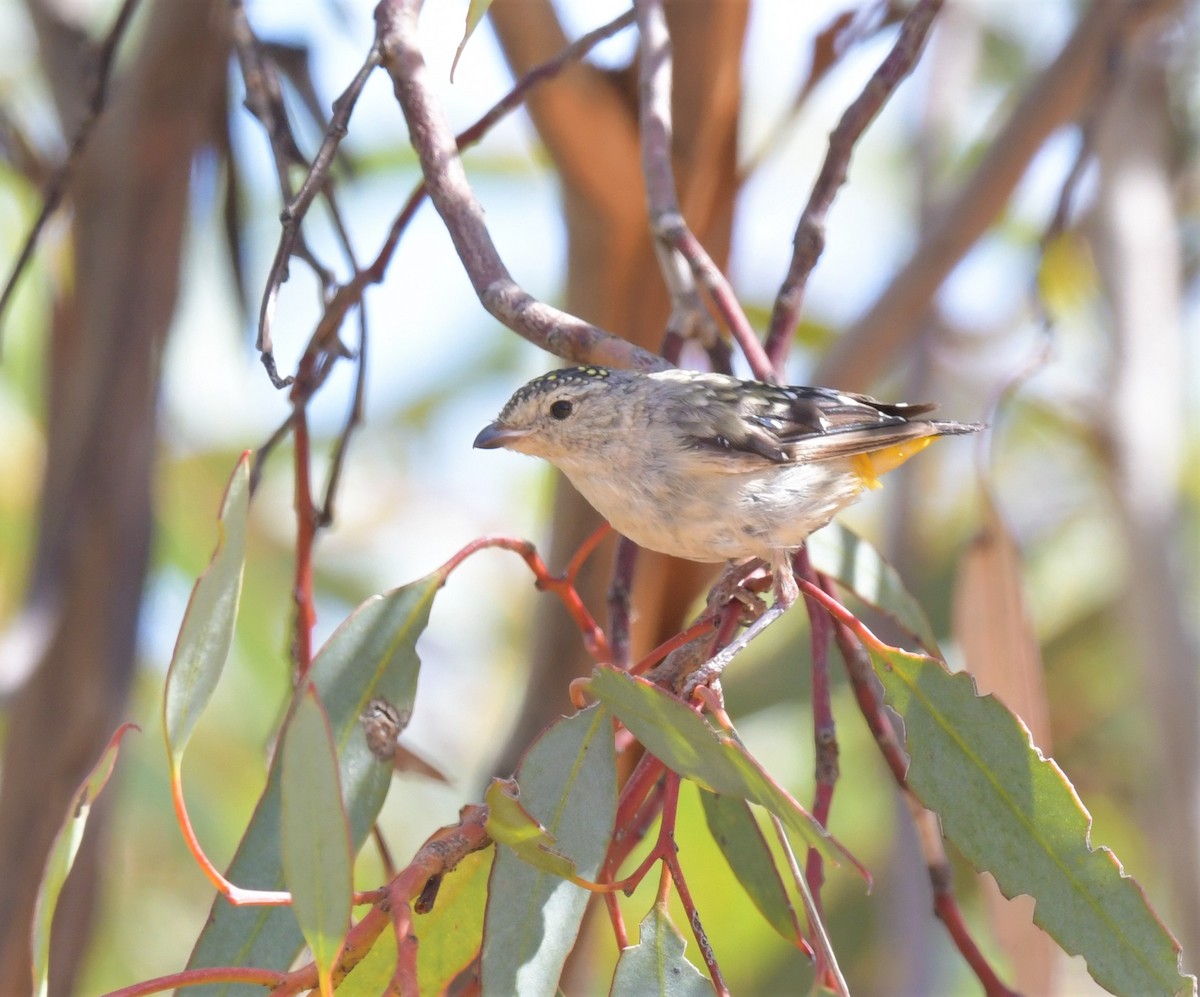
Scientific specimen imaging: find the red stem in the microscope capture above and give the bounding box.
[438,534,611,662]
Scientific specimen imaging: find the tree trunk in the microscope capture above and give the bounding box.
[0,2,227,991]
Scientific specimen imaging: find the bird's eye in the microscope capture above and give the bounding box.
[550,399,573,420]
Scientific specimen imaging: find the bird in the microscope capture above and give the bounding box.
[474,364,982,679]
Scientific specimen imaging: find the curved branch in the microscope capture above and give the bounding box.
[374,0,666,371]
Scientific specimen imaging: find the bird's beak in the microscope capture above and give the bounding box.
[473,422,530,450]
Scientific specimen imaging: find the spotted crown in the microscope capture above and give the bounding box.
[499,366,613,417]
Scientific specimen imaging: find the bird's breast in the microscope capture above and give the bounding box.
[557,456,867,563]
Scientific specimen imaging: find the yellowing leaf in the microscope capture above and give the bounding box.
[1038,231,1097,322]
[451,0,494,83]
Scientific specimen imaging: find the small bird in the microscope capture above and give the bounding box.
[475,365,982,674]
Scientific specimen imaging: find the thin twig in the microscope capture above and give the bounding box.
[764,0,945,369]
[255,39,383,367]
[374,0,667,372]
[318,307,369,526]
[249,8,640,496]
[633,0,773,380]
[815,0,1175,390]
[0,0,144,343]
[739,4,905,182]
[769,812,848,996]
[796,551,837,947]
[606,538,640,670]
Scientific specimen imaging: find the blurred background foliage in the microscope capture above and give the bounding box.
[0,0,1196,993]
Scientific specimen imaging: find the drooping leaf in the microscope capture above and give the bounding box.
[698,790,803,944]
[869,641,1193,997]
[955,491,1058,991]
[485,778,580,882]
[609,903,710,997]
[186,573,441,995]
[163,454,250,764]
[31,723,138,997]
[281,685,352,995]
[588,666,850,868]
[482,705,615,996]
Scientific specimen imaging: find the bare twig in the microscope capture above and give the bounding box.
[255,38,383,369]
[318,309,369,526]
[634,0,773,380]
[606,538,640,670]
[374,0,667,372]
[815,0,1179,390]
[249,8,640,502]
[796,551,837,949]
[0,0,144,344]
[764,0,944,370]
[740,4,906,181]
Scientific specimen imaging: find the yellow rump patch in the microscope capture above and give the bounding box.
[851,436,935,490]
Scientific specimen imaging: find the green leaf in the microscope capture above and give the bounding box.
[482,705,615,995]
[450,0,494,82]
[807,522,937,652]
[281,685,352,992]
[698,791,802,944]
[588,667,848,867]
[31,723,138,997]
[416,849,491,996]
[163,454,250,763]
[871,643,1193,997]
[610,903,710,997]
[186,573,441,996]
[485,778,580,882]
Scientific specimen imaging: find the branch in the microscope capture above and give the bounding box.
[373,0,667,372]
[815,0,1180,390]
[764,0,945,369]
[634,0,773,379]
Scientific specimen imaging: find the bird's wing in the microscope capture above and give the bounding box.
[683,382,967,473]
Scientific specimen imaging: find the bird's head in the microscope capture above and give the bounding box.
[473,366,633,465]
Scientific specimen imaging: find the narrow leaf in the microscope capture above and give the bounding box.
[610,903,710,997]
[482,705,615,996]
[281,685,352,993]
[163,454,250,763]
[869,642,1193,997]
[698,791,802,944]
[31,723,138,997]
[186,574,441,995]
[450,0,494,82]
[588,667,849,868]
[955,493,1058,992]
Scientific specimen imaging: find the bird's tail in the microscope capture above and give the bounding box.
[852,420,985,489]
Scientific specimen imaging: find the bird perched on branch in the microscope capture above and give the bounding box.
[474,365,982,676]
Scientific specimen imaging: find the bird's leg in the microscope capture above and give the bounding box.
[705,557,770,622]
[683,550,798,696]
